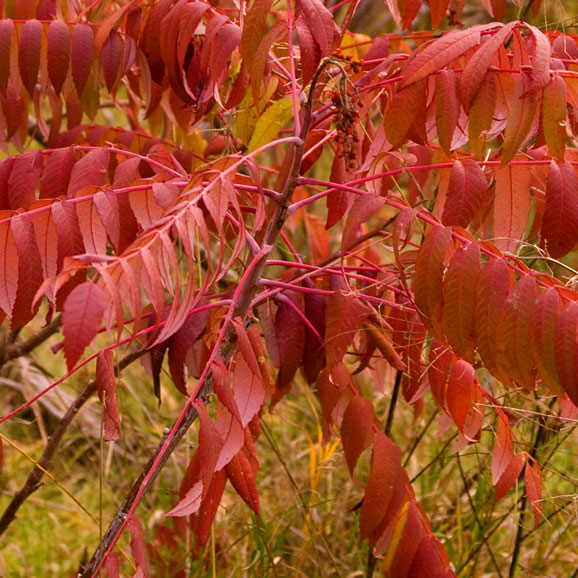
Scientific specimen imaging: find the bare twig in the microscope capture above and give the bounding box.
[0,349,144,539]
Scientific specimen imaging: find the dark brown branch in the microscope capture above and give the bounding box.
[0,349,144,539]
[80,62,326,578]
[0,379,95,537]
[0,314,62,369]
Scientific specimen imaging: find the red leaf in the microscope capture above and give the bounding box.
[325,292,368,370]
[495,452,525,502]
[525,24,551,95]
[492,418,514,485]
[19,19,42,96]
[414,226,453,342]
[435,70,460,155]
[101,30,122,92]
[446,360,475,433]
[225,449,260,513]
[295,17,321,88]
[0,20,14,96]
[11,214,43,329]
[51,199,85,263]
[501,77,538,166]
[341,193,385,251]
[554,301,578,405]
[196,469,227,545]
[441,159,488,228]
[407,535,455,578]
[0,221,18,318]
[105,552,120,578]
[341,396,375,476]
[214,404,244,471]
[475,258,511,379]
[531,288,564,396]
[298,0,336,57]
[493,163,532,253]
[542,75,566,161]
[128,517,148,575]
[385,80,426,149]
[192,400,224,491]
[274,294,305,397]
[62,282,105,370]
[241,0,274,65]
[167,311,209,395]
[75,199,108,255]
[499,275,537,389]
[460,22,517,110]
[360,431,402,539]
[401,26,491,88]
[233,352,265,428]
[541,161,578,259]
[524,461,543,528]
[67,148,110,197]
[7,151,43,210]
[40,148,75,199]
[168,479,204,517]
[93,190,121,252]
[30,207,58,295]
[47,20,70,96]
[442,242,480,362]
[71,24,94,97]
[97,350,121,441]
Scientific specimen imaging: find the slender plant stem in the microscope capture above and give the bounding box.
[0,349,145,539]
[508,398,553,578]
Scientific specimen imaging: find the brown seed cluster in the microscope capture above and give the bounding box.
[327,52,364,169]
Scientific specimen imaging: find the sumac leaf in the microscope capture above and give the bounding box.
[96,350,121,441]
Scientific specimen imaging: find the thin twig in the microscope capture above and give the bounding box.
[0,314,62,368]
[0,349,144,539]
[457,455,504,578]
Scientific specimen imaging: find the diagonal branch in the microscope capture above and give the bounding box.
[79,56,329,578]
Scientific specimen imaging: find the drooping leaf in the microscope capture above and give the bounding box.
[494,452,524,502]
[524,461,543,529]
[414,226,453,342]
[19,20,42,96]
[493,163,532,253]
[67,148,110,197]
[542,75,567,161]
[554,301,578,405]
[360,431,402,539]
[47,20,70,96]
[531,288,564,396]
[192,400,224,492]
[62,282,105,371]
[325,292,368,370]
[429,0,450,28]
[501,77,538,166]
[225,449,260,513]
[446,360,475,433]
[96,350,121,441]
[541,161,578,259]
[441,159,488,228]
[460,21,517,110]
[7,151,43,210]
[0,220,19,318]
[128,517,147,576]
[492,417,513,485]
[435,70,460,155]
[475,258,511,380]
[0,20,13,96]
[195,469,227,545]
[341,396,375,476]
[298,0,336,57]
[232,352,265,428]
[248,97,294,153]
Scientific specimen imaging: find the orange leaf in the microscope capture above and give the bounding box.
[446,359,474,433]
[494,452,525,502]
